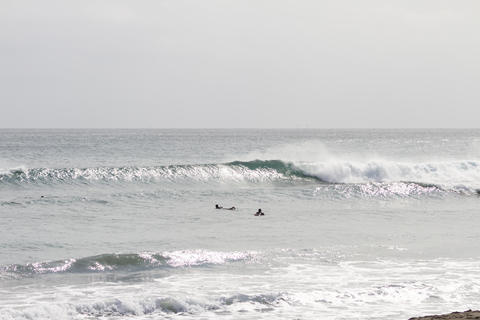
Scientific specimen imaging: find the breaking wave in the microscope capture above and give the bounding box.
[1,250,256,278]
[1,159,480,193]
[0,292,288,319]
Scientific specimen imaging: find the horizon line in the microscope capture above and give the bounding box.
[1,127,479,130]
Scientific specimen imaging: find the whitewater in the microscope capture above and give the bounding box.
[1,129,480,320]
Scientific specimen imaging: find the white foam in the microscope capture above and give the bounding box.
[295,159,480,187]
[240,141,480,188]
[2,257,480,320]
[163,249,257,267]
[0,255,480,320]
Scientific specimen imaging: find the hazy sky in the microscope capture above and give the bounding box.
[1,0,479,128]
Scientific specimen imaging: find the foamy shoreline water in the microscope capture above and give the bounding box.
[2,252,480,319]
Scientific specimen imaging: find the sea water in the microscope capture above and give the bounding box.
[1,129,480,319]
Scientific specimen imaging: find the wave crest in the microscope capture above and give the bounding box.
[0,162,291,185]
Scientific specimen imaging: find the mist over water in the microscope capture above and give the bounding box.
[1,129,480,319]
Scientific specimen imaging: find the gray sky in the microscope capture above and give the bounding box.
[1,0,479,128]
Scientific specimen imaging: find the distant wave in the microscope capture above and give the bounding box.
[1,250,256,278]
[0,161,320,185]
[1,159,480,193]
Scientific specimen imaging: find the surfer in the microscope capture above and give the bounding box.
[254,209,264,216]
[215,204,236,210]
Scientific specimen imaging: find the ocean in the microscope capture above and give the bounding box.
[1,129,480,320]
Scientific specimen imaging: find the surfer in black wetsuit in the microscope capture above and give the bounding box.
[254,209,264,216]
[216,204,236,210]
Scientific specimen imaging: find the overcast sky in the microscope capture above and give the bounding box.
[1,0,479,128]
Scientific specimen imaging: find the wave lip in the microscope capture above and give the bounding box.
[1,250,256,278]
[227,160,325,182]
